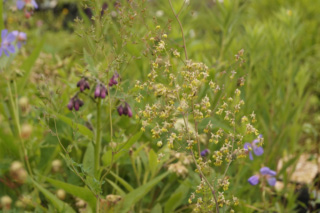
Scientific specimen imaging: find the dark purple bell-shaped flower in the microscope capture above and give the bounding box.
[100,85,108,98]
[77,78,90,92]
[118,103,133,118]
[117,105,124,116]
[123,103,133,117]
[94,84,108,99]
[108,72,120,87]
[74,99,84,111]
[67,99,74,110]
[94,84,101,98]
[67,97,84,111]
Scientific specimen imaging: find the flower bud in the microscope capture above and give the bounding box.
[19,97,30,113]
[51,159,62,173]
[123,103,132,117]
[100,85,108,98]
[108,72,120,87]
[56,189,66,200]
[10,161,23,173]
[74,99,84,111]
[200,149,210,157]
[21,123,32,139]
[1,195,12,210]
[157,141,163,147]
[117,105,124,116]
[77,78,90,92]
[16,169,28,184]
[94,84,101,98]
[67,99,74,110]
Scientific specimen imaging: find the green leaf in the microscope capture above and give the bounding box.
[102,131,143,166]
[83,142,95,176]
[106,180,126,196]
[18,38,45,93]
[117,171,169,213]
[48,109,93,139]
[0,1,4,31]
[45,177,96,212]
[148,149,158,177]
[164,180,189,213]
[151,203,162,213]
[32,179,76,213]
[83,48,96,73]
[110,171,134,192]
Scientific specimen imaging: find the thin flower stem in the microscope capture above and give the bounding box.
[223,112,236,178]
[168,0,188,60]
[175,88,219,213]
[94,99,102,179]
[53,119,97,197]
[7,81,33,178]
[190,150,220,213]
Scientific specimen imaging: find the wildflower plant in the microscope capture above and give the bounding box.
[135,1,263,212]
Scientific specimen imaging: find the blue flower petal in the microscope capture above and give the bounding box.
[253,146,264,156]
[248,175,260,185]
[267,177,276,186]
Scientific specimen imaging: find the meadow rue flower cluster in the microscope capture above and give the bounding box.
[136,24,262,211]
[0,29,26,57]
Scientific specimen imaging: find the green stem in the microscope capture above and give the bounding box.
[7,81,33,177]
[94,99,102,178]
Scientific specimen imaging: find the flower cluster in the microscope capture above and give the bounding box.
[67,73,133,117]
[117,103,133,117]
[136,29,258,210]
[76,78,90,92]
[94,84,108,99]
[67,96,84,111]
[0,29,27,57]
[108,72,120,87]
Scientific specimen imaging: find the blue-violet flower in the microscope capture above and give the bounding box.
[244,134,264,160]
[248,167,277,186]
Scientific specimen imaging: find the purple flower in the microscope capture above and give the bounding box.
[248,167,277,186]
[244,134,264,160]
[0,29,16,57]
[12,31,27,49]
[17,0,38,10]
[108,72,120,87]
[67,97,83,111]
[94,84,108,99]
[200,149,210,157]
[124,103,133,117]
[77,78,90,92]
[117,105,124,116]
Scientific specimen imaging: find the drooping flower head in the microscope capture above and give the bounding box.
[108,72,120,87]
[248,167,277,186]
[12,31,27,49]
[77,78,90,92]
[0,29,16,57]
[94,84,108,99]
[67,97,84,111]
[16,0,38,10]
[244,134,264,160]
[118,103,132,118]
[123,103,133,117]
